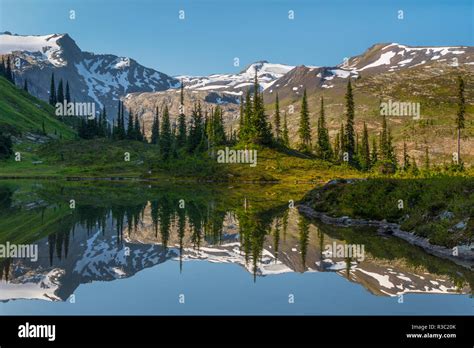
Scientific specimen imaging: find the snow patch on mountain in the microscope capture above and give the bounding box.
[0,33,66,67]
[177,61,295,94]
[359,51,397,71]
[0,268,64,301]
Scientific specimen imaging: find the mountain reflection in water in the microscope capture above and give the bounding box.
[0,181,471,314]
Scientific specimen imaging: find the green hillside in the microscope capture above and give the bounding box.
[0,76,75,138]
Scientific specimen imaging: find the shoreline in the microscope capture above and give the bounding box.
[297,203,474,270]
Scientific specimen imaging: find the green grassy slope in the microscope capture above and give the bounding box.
[0,76,75,138]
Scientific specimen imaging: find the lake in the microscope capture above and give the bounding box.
[0,180,472,315]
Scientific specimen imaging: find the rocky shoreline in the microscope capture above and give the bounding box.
[297,203,474,270]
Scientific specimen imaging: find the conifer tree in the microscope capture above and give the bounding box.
[57,79,64,104]
[177,81,187,148]
[23,79,28,92]
[334,133,340,162]
[188,102,205,153]
[316,96,332,159]
[0,131,13,159]
[49,73,56,106]
[424,146,430,170]
[134,113,143,141]
[238,95,245,140]
[298,89,311,152]
[456,76,465,164]
[141,122,147,143]
[403,141,410,170]
[101,106,108,137]
[65,81,71,103]
[360,122,370,170]
[339,122,346,161]
[240,90,253,142]
[0,57,5,78]
[160,105,172,159]
[387,128,397,166]
[250,72,272,145]
[150,107,160,145]
[380,115,389,160]
[5,56,13,83]
[344,80,355,163]
[127,109,134,139]
[274,93,281,140]
[411,158,420,176]
[119,101,126,140]
[211,106,226,146]
[371,137,378,165]
[282,111,290,147]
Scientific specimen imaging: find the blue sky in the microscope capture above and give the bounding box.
[0,0,472,76]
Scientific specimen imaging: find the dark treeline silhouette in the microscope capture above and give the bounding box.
[0,55,14,83]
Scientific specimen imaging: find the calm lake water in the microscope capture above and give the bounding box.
[0,180,472,315]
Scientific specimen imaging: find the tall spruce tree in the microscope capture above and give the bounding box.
[298,89,311,152]
[241,90,253,142]
[116,100,126,140]
[238,95,245,140]
[177,82,187,148]
[134,113,143,141]
[339,122,346,161]
[0,131,13,159]
[49,73,57,106]
[212,106,226,146]
[344,80,355,164]
[274,93,281,140]
[456,76,465,165]
[101,107,108,137]
[403,141,410,170]
[65,81,71,103]
[360,122,370,170]
[371,137,378,165]
[5,56,13,83]
[127,109,134,139]
[282,111,289,147]
[150,107,160,145]
[160,105,172,159]
[380,115,389,160]
[424,146,430,170]
[334,133,340,162]
[23,79,28,92]
[0,57,5,78]
[250,72,272,145]
[387,128,396,166]
[317,96,332,159]
[57,79,64,104]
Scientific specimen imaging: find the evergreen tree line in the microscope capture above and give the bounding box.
[0,56,14,83]
[139,82,232,160]
[48,72,71,106]
[74,82,233,161]
[285,77,467,172]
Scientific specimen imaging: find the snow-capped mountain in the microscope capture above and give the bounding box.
[177,61,295,95]
[0,32,179,118]
[346,42,472,72]
[263,43,473,99]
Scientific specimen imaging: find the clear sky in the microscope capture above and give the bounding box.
[0,0,472,76]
